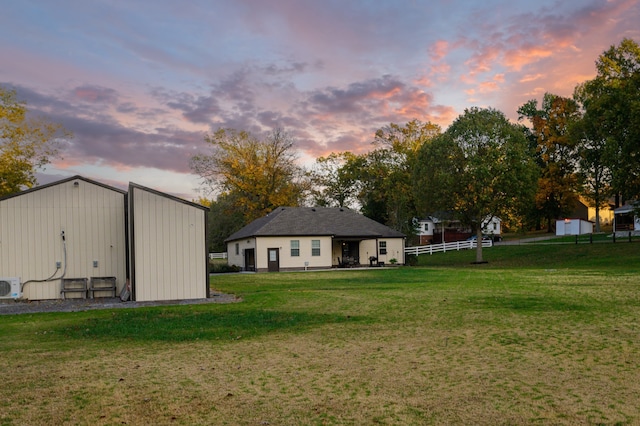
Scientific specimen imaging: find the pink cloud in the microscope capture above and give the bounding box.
[503,45,554,71]
[72,85,119,103]
[429,40,450,61]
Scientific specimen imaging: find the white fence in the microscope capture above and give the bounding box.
[405,239,492,256]
[209,252,228,259]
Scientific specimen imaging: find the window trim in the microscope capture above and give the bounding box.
[291,239,300,257]
[379,240,387,255]
[311,239,321,256]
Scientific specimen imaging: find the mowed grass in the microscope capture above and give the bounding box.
[1,243,640,425]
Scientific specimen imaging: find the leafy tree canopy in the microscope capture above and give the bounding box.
[574,38,640,203]
[1,86,70,196]
[414,107,536,262]
[190,127,310,224]
[518,93,582,231]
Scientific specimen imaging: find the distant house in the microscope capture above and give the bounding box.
[576,196,615,228]
[614,204,640,234]
[417,216,502,244]
[225,207,405,272]
[0,176,208,301]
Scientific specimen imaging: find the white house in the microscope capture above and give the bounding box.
[416,216,502,244]
[226,207,406,272]
[614,204,640,234]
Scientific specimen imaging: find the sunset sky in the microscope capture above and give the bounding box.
[2,0,639,200]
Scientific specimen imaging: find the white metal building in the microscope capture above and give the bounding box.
[128,183,209,302]
[0,176,127,300]
[555,218,594,236]
[0,176,208,302]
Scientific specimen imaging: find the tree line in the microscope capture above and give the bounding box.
[193,39,640,253]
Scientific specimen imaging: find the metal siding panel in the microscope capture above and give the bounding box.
[1,180,127,300]
[196,209,206,296]
[166,197,177,300]
[130,186,206,301]
[135,189,150,301]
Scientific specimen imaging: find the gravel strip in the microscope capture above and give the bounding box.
[0,292,240,315]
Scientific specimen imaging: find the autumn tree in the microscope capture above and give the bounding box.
[190,128,309,224]
[575,38,640,207]
[414,107,536,263]
[1,86,70,196]
[518,93,582,232]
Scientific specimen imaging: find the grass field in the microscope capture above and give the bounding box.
[1,242,640,425]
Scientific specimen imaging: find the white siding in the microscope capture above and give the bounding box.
[226,239,255,270]
[0,178,126,300]
[227,236,405,270]
[130,186,207,302]
[245,236,332,271]
[360,238,405,265]
[556,219,594,236]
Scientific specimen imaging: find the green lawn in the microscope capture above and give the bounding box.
[1,242,640,425]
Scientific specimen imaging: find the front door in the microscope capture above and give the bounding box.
[267,248,280,272]
[244,248,255,272]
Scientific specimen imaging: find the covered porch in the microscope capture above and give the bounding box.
[332,238,387,268]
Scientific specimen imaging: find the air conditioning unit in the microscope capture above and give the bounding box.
[0,277,21,299]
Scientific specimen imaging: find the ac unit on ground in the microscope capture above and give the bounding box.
[0,277,21,299]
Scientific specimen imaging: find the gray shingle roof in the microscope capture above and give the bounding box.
[225,207,405,242]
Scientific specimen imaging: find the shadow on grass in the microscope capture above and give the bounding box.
[58,307,362,343]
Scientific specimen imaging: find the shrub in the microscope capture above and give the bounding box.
[209,263,241,273]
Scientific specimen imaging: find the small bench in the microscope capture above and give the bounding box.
[89,276,117,299]
[61,278,88,299]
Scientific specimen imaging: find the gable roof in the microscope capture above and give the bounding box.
[226,207,405,242]
[0,175,127,202]
[129,182,209,211]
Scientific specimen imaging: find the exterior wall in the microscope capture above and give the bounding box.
[226,238,256,270]
[556,219,593,235]
[417,220,435,245]
[130,186,207,302]
[357,238,404,265]
[580,220,594,234]
[228,236,405,271]
[0,179,126,300]
[254,236,333,271]
[587,205,615,226]
[482,217,501,236]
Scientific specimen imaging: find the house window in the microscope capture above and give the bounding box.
[311,239,321,256]
[291,240,300,257]
[379,241,387,255]
[235,243,239,255]
[424,223,429,231]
